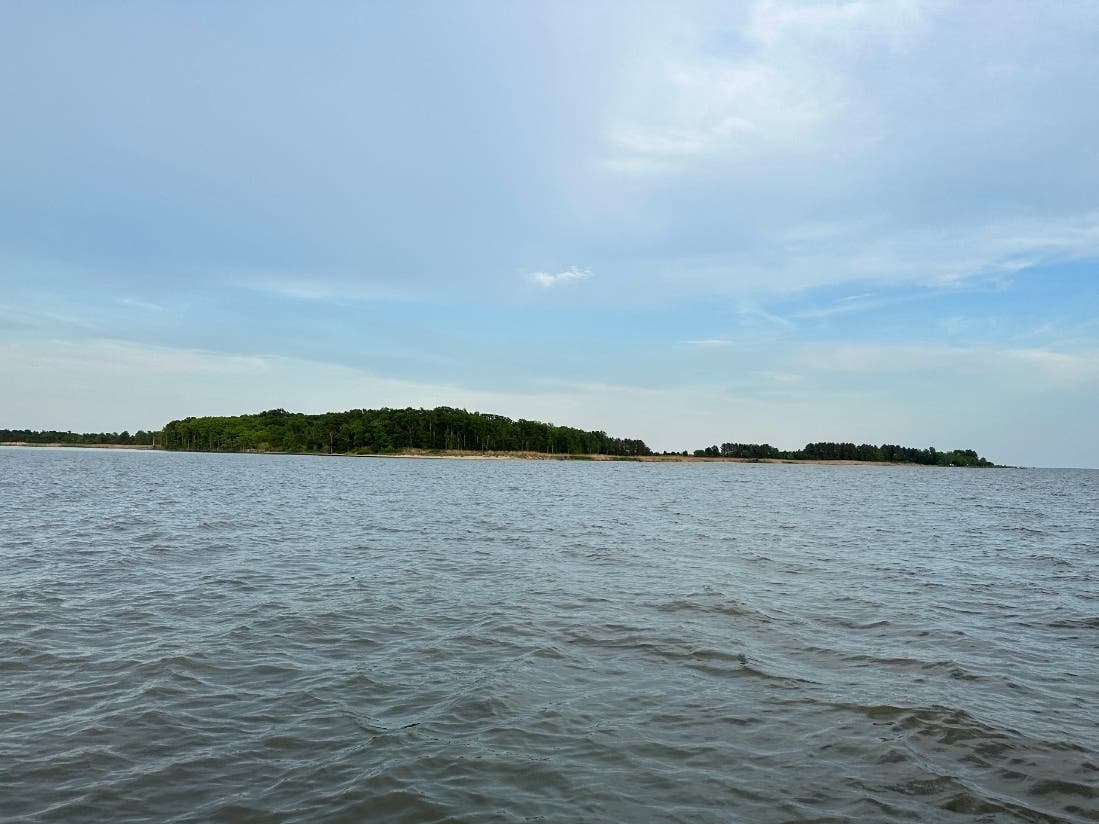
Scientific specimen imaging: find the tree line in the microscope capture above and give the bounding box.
[158,407,653,456]
[0,429,156,446]
[2,414,998,465]
[692,441,996,466]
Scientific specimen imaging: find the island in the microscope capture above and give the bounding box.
[1,406,999,466]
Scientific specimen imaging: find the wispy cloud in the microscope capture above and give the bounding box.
[759,370,803,383]
[681,338,734,348]
[244,278,407,303]
[737,302,794,328]
[213,264,411,303]
[793,341,1099,385]
[591,2,1099,300]
[1,339,273,376]
[792,291,898,320]
[528,267,593,288]
[117,297,165,312]
[0,303,100,331]
[604,60,829,175]
[747,0,929,50]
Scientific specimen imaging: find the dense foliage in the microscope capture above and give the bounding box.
[159,407,652,456]
[0,429,156,446]
[693,441,996,466]
[3,416,996,466]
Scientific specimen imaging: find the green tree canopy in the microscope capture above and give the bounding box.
[158,407,652,457]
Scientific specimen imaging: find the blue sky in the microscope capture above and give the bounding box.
[2,1,1098,467]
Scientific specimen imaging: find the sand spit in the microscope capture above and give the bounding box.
[0,443,930,465]
[343,449,917,465]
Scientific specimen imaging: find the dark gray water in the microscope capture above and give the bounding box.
[2,447,1097,823]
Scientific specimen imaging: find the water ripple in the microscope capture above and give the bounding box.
[1,448,1097,823]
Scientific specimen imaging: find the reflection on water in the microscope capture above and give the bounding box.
[1,447,1097,822]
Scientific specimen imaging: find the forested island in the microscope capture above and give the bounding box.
[2,406,998,465]
[690,442,996,467]
[0,428,156,446]
[159,407,652,456]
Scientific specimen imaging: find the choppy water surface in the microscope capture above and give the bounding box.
[2,448,1097,823]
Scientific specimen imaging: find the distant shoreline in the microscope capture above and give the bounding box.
[0,442,156,450]
[0,442,966,466]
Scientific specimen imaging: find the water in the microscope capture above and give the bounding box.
[2,447,1097,823]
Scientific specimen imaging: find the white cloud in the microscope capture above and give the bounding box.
[604,59,836,174]
[792,291,912,320]
[681,338,734,348]
[760,371,803,383]
[117,297,165,312]
[737,301,795,328]
[1006,348,1099,383]
[220,264,410,303]
[0,303,101,331]
[792,341,1099,386]
[601,1,896,175]
[528,267,593,288]
[0,339,272,377]
[586,1,1099,299]
[747,0,930,51]
[248,279,408,303]
[612,212,1099,301]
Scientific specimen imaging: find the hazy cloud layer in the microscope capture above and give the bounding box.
[528,268,594,288]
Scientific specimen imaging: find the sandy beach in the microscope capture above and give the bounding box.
[0,442,932,465]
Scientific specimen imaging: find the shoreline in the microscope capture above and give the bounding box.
[0,442,968,466]
[0,442,156,450]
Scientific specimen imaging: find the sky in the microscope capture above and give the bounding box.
[2,1,1098,467]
